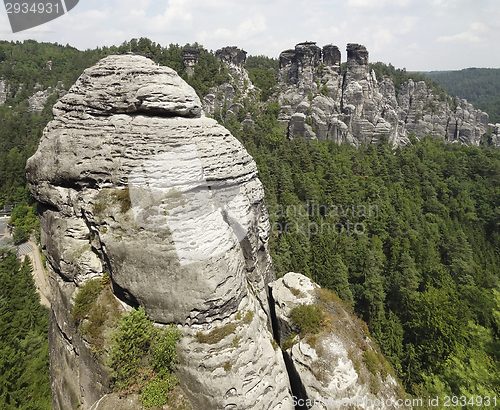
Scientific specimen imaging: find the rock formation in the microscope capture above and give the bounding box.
[0,79,8,105]
[202,46,257,125]
[201,41,497,147]
[28,82,65,112]
[216,46,247,68]
[182,46,200,76]
[269,273,408,410]
[27,51,413,410]
[276,42,492,147]
[26,54,291,410]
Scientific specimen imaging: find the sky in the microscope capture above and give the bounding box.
[0,0,499,71]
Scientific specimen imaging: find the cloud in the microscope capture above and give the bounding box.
[396,16,419,35]
[0,0,499,70]
[436,22,488,44]
[197,14,266,44]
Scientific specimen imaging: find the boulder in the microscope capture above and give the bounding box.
[269,273,409,410]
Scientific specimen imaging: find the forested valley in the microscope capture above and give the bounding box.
[0,38,499,408]
[423,68,500,124]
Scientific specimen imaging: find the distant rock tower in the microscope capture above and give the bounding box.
[182,46,200,76]
[215,46,247,68]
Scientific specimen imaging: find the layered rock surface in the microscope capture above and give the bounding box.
[201,41,498,147]
[27,54,291,410]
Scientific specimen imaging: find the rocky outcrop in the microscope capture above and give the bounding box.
[183,46,200,76]
[216,46,247,68]
[27,54,291,410]
[0,79,8,105]
[275,42,492,147]
[202,46,258,123]
[269,273,409,410]
[28,81,65,112]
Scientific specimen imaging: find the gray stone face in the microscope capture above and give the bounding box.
[322,44,341,68]
[183,46,200,76]
[53,54,201,117]
[27,54,291,410]
[202,47,258,120]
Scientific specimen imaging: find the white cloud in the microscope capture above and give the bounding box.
[197,14,266,44]
[436,22,487,44]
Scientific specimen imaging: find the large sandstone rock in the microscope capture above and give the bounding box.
[27,54,291,410]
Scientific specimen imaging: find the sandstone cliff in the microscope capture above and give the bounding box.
[27,53,410,410]
[203,42,498,147]
[26,54,290,410]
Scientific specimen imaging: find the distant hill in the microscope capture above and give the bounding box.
[422,68,500,123]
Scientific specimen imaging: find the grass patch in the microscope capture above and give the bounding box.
[348,349,362,377]
[306,334,317,349]
[289,304,325,336]
[81,284,122,356]
[369,374,380,395]
[289,287,301,297]
[113,185,132,213]
[242,310,254,324]
[82,305,106,348]
[223,362,232,372]
[93,200,106,215]
[271,339,279,351]
[195,323,237,344]
[282,333,297,351]
[141,375,179,409]
[380,357,394,380]
[72,279,103,323]
[363,350,379,375]
[107,307,182,408]
[232,336,240,348]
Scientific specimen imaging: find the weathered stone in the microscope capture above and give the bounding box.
[347,43,369,66]
[322,44,341,68]
[273,41,491,146]
[202,47,257,119]
[27,54,291,410]
[216,46,247,68]
[269,273,409,410]
[279,49,296,70]
[52,54,201,117]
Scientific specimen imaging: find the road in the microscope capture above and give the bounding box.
[27,240,51,308]
[0,216,51,308]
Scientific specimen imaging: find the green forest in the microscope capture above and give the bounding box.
[423,68,500,124]
[1,38,500,408]
[223,99,500,406]
[0,252,51,409]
